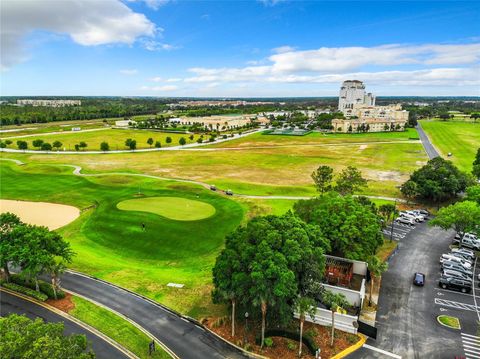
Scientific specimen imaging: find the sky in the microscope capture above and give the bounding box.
[1,0,479,97]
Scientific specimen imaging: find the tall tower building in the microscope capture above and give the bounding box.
[338,80,375,111]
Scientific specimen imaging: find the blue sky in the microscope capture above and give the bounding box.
[1,0,479,96]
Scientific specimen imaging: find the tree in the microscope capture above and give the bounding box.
[294,192,383,260]
[179,137,186,146]
[473,148,480,180]
[17,140,28,151]
[439,113,451,121]
[197,138,203,144]
[155,141,161,148]
[32,139,44,148]
[471,113,480,123]
[41,142,52,151]
[400,180,417,204]
[52,141,62,150]
[321,290,349,347]
[147,137,154,147]
[0,213,23,282]
[79,142,88,151]
[294,296,316,357]
[166,137,172,144]
[189,134,194,141]
[5,139,12,145]
[0,314,95,359]
[0,141,5,148]
[311,165,334,194]
[401,157,470,203]
[125,138,136,150]
[100,141,109,152]
[367,256,388,306]
[430,201,480,240]
[465,186,480,205]
[45,260,67,300]
[75,144,80,151]
[378,203,397,224]
[334,166,368,195]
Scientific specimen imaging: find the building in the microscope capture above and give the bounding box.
[168,114,268,129]
[17,99,81,107]
[335,81,408,133]
[338,80,375,111]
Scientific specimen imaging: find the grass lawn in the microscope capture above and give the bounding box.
[2,133,427,198]
[208,128,420,148]
[117,196,216,221]
[70,295,171,358]
[376,240,398,262]
[420,120,480,172]
[437,315,461,329]
[0,161,244,318]
[1,128,197,151]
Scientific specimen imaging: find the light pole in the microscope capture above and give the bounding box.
[243,312,249,346]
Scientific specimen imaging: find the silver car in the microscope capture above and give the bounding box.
[442,269,471,281]
[442,261,473,277]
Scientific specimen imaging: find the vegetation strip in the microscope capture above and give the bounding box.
[0,287,138,359]
[437,315,461,330]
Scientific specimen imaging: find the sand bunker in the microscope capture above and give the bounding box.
[0,199,80,230]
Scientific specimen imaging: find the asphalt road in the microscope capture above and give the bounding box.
[416,123,440,159]
[350,221,468,358]
[0,290,129,359]
[58,271,246,359]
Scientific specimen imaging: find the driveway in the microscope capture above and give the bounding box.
[350,221,469,358]
[0,290,129,359]
[57,271,247,359]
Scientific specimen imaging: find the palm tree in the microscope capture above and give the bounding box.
[367,256,388,306]
[322,290,349,347]
[294,296,316,357]
[46,260,66,300]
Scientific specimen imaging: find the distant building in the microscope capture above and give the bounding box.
[17,99,81,107]
[168,114,268,128]
[335,81,408,133]
[338,80,375,111]
[115,120,135,127]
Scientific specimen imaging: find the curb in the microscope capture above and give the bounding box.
[0,287,138,359]
[436,315,461,330]
[330,333,367,359]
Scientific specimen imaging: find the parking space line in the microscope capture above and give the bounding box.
[464,333,480,339]
[363,344,402,358]
[436,288,480,299]
[435,298,480,312]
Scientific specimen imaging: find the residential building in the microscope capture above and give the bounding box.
[17,99,81,107]
[338,80,375,111]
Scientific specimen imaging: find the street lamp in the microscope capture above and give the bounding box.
[243,312,249,346]
[390,199,397,242]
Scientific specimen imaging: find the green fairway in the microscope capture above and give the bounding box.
[420,120,480,172]
[1,128,196,151]
[117,196,216,221]
[0,161,244,317]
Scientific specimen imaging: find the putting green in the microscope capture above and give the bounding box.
[117,196,216,221]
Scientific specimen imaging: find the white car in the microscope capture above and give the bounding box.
[440,254,472,269]
[406,210,425,222]
[395,216,415,226]
[451,248,475,259]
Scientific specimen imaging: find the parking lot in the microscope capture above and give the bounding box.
[350,217,478,358]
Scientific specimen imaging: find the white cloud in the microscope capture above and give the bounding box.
[272,45,296,54]
[149,76,163,82]
[120,69,138,75]
[1,0,156,69]
[125,0,170,10]
[142,39,179,51]
[141,85,179,91]
[258,0,286,6]
[166,78,182,82]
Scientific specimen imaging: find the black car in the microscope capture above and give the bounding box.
[210,185,217,191]
[413,272,425,286]
[225,189,233,196]
[439,276,472,293]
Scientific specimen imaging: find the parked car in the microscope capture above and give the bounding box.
[449,252,474,264]
[460,238,480,251]
[405,210,425,222]
[225,189,233,196]
[440,254,472,268]
[455,232,479,241]
[410,210,428,220]
[413,272,425,286]
[210,185,217,191]
[395,216,415,226]
[442,262,473,277]
[439,276,472,293]
[416,209,430,217]
[442,269,471,281]
[399,212,421,223]
[451,248,475,260]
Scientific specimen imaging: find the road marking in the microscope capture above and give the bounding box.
[435,298,480,312]
[363,344,402,358]
[473,257,480,322]
[464,333,480,339]
[462,333,480,358]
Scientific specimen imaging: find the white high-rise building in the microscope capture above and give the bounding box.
[338,80,375,111]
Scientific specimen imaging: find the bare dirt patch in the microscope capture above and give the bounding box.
[0,199,80,230]
[46,292,75,313]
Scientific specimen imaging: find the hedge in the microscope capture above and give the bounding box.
[2,283,48,301]
[255,329,319,355]
[10,274,65,299]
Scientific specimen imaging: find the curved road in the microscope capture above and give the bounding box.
[0,290,130,359]
[57,271,247,359]
[416,123,439,159]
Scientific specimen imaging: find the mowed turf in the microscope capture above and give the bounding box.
[117,196,216,221]
[0,161,244,318]
[420,120,480,172]
[2,128,196,151]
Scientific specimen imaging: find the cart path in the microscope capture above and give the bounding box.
[416,123,440,159]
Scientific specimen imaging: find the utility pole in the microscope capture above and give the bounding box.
[390,200,397,243]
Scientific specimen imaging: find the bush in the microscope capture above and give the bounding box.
[10,274,65,299]
[287,340,297,351]
[255,329,318,355]
[264,337,274,347]
[2,283,48,301]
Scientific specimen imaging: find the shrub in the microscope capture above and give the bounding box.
[304,327,319,339]
[264,337,274,347]
[10,274,65,299]
[255,329,318,355]
[2,283,48,301]
[243,343,252,352]
[287,341,297,351]
[346,334,359,344]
